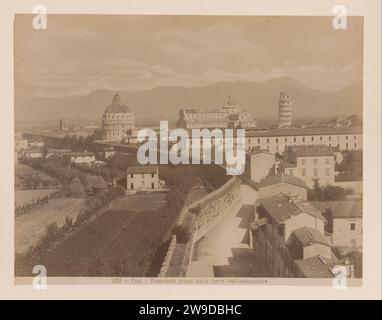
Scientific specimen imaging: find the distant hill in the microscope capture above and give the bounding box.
[15,77,363,123]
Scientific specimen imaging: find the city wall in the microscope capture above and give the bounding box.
[158,175,241,277]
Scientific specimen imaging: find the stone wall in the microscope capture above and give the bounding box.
[158,176,241,277]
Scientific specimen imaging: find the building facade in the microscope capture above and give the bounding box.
[126,166,165,193]
[280,145,335,187]
[250,193,348,278]
[244,127,362,154]
[98,93,135,142]
[310,201,363,248]
[176,96,256,130]
[70,152,96,165]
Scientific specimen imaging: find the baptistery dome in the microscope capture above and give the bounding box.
[101,93,135,141]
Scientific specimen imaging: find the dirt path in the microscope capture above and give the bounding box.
[187,184,259,277]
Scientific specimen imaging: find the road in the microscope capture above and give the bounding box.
[187,183,259,277]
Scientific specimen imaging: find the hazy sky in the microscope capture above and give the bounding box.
[14,15,363,97]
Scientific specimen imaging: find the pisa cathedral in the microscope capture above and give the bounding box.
[176,96,257,130]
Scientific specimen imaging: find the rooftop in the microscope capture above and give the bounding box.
[257,194,325,224]
[104,93,132,114]
[259,173,307,189]
[246,126,362,138]
[292,227,330,247]
[294,255,335,278]
[127,165,158,174]
[310,201,362,219]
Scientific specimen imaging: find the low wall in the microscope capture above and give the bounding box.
[158,176,241,277]
[158,235,177,277]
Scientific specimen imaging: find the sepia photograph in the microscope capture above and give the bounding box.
[12,13,367,283]
[0,0,379,306]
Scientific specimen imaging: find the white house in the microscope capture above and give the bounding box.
[70,152,96,165]
[280,145,335,187]
[126,166,165,193]
[311,201,362,248]
[24,148,45,159]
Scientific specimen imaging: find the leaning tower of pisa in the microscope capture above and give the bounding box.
[278,91,292,128]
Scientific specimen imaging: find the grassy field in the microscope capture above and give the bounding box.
[15,164,60,189]
[15,197,87,255]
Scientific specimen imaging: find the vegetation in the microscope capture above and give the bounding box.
[307,183,353,201]
[15,161,228,277]
[15,164,60,189]
[335,150,362,182]
[58,134,95,151]
[15,186,125,276]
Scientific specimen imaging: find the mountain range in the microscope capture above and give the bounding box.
[15,77,363,123]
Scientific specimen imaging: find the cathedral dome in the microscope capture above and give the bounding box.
[104,93,132,114]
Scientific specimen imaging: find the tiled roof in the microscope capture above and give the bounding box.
[246,126,362,138]
[310,201,362,218]
[257,194,326,224]
[127,165,158,174]
[294,256,334,278]
[259,173,307,189]
[292,227,330,247]
[104,93,132,114]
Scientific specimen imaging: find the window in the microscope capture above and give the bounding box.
[314,168,318,177]
[285,137,287,142]
[288,169,294,176]
[266,138,269,143]
[346,136,348,140]
[276,138,278,143]
[151,183,155,189]
[313,158,318,165]
[346,143,349,149]
[301,159,306,165]
[320,136,323,141]
[151,173,155,178]
[354,136,357,140]
[325,168,330,176]
[294,137,296,143]
[130,183,134,190]
[130,174,134,178]
[350,223,356,231]
[354,143,357,149]
[329,136,332,141]
[311,136,314,142]
[325,158,330,165]
[302,137,305,142]
[301,169,306,177]
[258,138,260,144]
[350,239,357,247]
